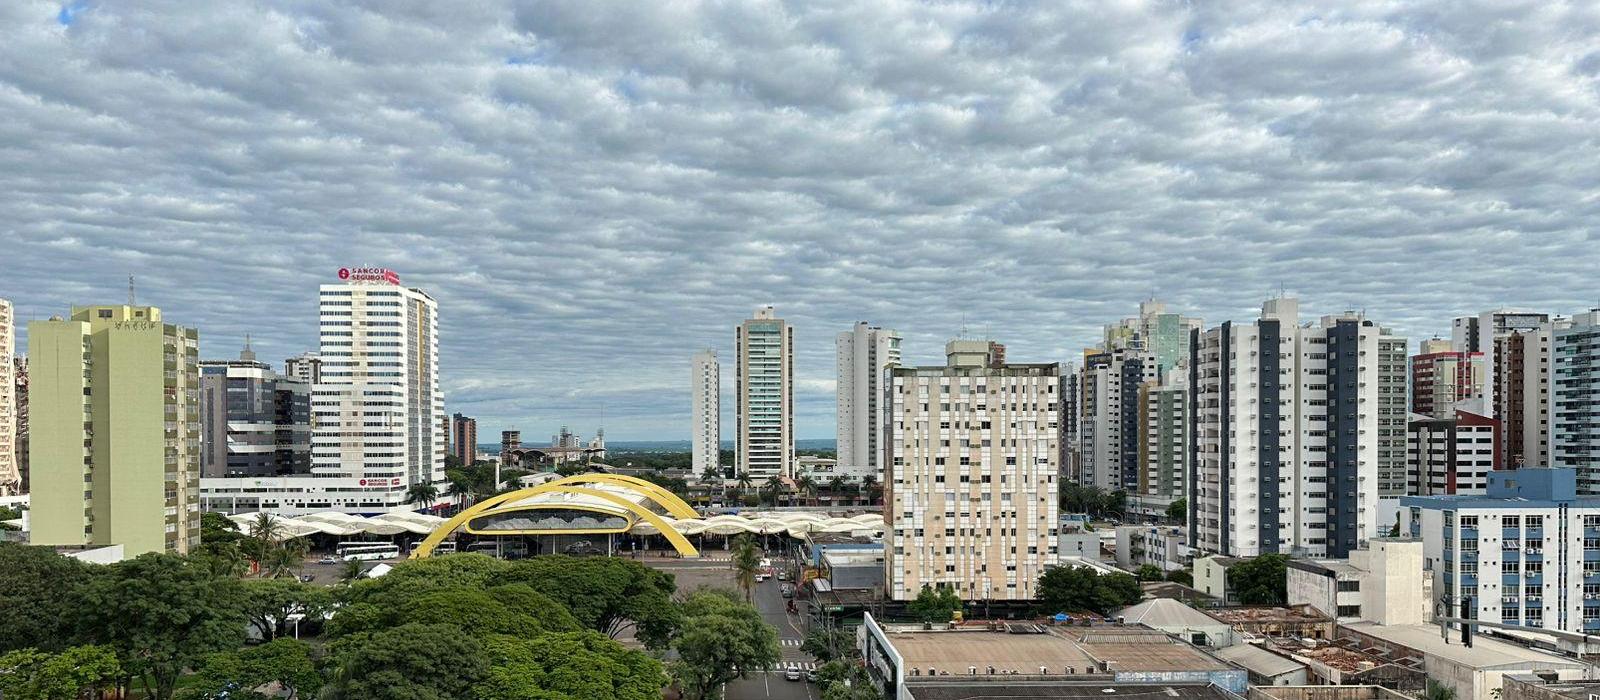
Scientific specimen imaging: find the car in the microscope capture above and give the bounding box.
[784,668,802,681]
[318,556,338,564]
[780,584,794,598]
[806,670,819,683]
[777,570,790,581]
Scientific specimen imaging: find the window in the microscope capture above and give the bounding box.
[1337,605,1362,617]
[1337,580,1361,592]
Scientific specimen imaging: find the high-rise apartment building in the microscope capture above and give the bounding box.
[1189,298,1401,559]
[284,352,322,384]
[836,322,901,481]
[12,357,26,493]
[1410,350,1486,418]
[1452,309,1551,416]
[0,299,17,495]
[1497,326,1558,470]
[1406,408,1497,495]
[1135,371,1189,517]
[501,430,521,459]
[691,349,720,475]
[451,413,477,465]
[884,340,1060,601]
[202,268,442,514]
[199,343,311,479]
[1376,333,1410,496]
[1554,311,1600,494]
[1103,300,1202,377]
[30,305,201,555]
[736,306,793,480]
[1077,348,1155,492]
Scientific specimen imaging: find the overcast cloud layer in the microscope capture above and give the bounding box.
[2,0,1598,441]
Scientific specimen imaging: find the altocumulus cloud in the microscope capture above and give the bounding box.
[1,0,1598,440]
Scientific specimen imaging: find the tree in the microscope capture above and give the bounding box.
[800,625,855,664]
[200,511,245,546]
[493,555,681,649]
[1165,498,1187,523]
[736,472,754,491]
[1135,564,1165,582]
[71,553,246,700]
[258,537,308,579]
[1228,554,1289,605]
[764,474,785,505]
[0,645,121,700]
[474,631,665,700]
[1166,569,1194,586]
[339,559,366,583]
[796,476,818,506]
[732,535,761,603]
[669,590,779,700]
[907,584,962,623]
[191,638,321,700]
[1037,565,1142,616]
[240,578,331,641]
[815,660,877,700]
[322,623,490,700]
[406,483,439,510]
[0,544,98,654]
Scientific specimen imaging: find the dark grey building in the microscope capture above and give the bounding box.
[200,342,311,478]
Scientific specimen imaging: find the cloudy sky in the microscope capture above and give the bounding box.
[2,1,1598,442]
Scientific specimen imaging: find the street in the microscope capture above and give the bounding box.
[645,554,821,700]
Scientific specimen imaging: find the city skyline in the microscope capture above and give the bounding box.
[4,2,1600,441]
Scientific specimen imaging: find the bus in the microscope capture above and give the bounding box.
[433,541,457,554]
[336,542,399,561]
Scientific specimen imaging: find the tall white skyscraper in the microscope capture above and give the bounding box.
[835,322,900,481]
[201,267,442,514]
[736,306,793,480]
[0,298,17,495]
[1190,298,1402,559]
[692,349,721,475]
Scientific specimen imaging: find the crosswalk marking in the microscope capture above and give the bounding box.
[767,661,816,672]
[780,639,802,647]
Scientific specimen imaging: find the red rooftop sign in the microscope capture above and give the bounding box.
[338,267,401,285]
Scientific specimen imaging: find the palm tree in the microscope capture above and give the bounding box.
[736,472,755,492]
[764,475,785,506]
[260,541,305,579]
[700,467,721,486]
[862,473,882,505]
[406,483,439,511]
[732,535,761,602]
[826,475,847,502]
[797,476,818,506]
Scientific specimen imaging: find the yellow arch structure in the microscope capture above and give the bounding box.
[549,473,699,519]
[411,481,700,559]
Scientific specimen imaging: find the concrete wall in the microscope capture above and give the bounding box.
[1195,556,1232,604]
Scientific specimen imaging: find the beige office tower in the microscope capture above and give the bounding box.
[1496,326,1557,469]
[29,305,200,555]
[736,306,793,480]
[692,349,721,474]
[885,339,1061,602]
[836,322,901,481]
[0,299,17,495]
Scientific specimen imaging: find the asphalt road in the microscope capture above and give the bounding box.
[644,553,820,700]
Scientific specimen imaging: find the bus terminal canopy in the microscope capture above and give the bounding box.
[226,510,447,539]
[409,473,888,559]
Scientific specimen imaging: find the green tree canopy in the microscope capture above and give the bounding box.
[907,584,962,623]
[71,553,247,700]
[800,625,856,664]
[1037,565,1142,616]
[323,623,490,700]
[1135,564,1165,582]
[0,544,98,654]
[493,555,681,648]
[0,645,121,700]
[190,638,322,700]
[240,578,332,642]
[473,631,665,700]
[669,589,779,700]
[1165,498,1187,523]
[1228,554,1289,605]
